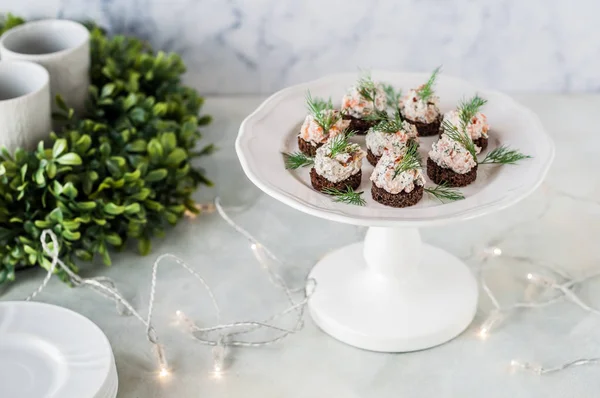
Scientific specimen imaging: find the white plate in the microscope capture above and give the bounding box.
[236,71,555,227]
[0,301,116,398]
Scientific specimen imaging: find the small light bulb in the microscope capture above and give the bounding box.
[510,360,519,367]
[159,367,170,378]
[527,273,534,280]
[250,243,257,250]
[478,327,488,339]
[492,247,502,256]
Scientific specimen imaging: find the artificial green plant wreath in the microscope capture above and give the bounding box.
[0,15,214,284]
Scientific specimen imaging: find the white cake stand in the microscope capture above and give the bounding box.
[235,72,554,352]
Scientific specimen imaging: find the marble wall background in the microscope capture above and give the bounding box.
[1,0,598,95]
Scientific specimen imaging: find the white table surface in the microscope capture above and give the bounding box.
[1,94,600,398]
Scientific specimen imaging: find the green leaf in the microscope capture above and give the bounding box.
[124,203,141,214]
[144,200,164,211]
[160,133,177,153]
[93,218,107,226]
[165,148,186,167]
[101,83,116,98]
[55,95,68,112]
[56,153,82,166]
[34,220,52,228]
[126,139,147,153]
[46,162,57,179]
[74,135,92,153]
[48,208,63,223]
[129,107,146,123]
[147,139,163,163]
[105,233,123,246]
[75,249,93,261]
[138,238,151,255]
[62,182,78,199]
[63,230,81,241]
[123,93,138,110]
[52,138,67,158]
[123,169,141,182]
[76,201,97,210]
[23,245,37,255]
[145,168,168,182]
[99,142,111,158]
[62,220,81,230]
[198,115,212,126]
[104,203,125,215]
[99,250,110,265]
[35,168,45,185]
[52,180,63,195]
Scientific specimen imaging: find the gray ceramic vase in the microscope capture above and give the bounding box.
[0,19,90,114]
[0,60,52,151]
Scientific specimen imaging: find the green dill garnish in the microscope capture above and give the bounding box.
[442,119,478,160]
[306,91,341,132]
[441,94,485,160]
[424,183,465,203]
[357,72,377,103]
[327,130,357,158]
[374,110,404,134]
[382,83,401,107]
[321,186,366,206]
[283,151,314,169]
[458,94,487,129]
[362,109,389,123]
[393,142,422,179]
[479,145,531,165]
[418,66,441,102]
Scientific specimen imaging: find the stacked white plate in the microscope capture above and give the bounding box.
[0,301,118,398]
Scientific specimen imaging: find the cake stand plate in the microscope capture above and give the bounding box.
[236,71,554,352]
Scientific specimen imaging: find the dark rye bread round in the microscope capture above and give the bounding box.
[371,184,424,208]
[298,136,322,157]
[310,168,362,192]
[427,157,477,187]
[366,148,380,166]
[405,114,442,137]
[473,136,488,151]
[342,115,375,135]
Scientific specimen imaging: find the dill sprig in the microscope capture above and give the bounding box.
[357,72,377,103]
[393,142,422,179]
[382,83,401,106]
[458,94,487,131]
[418,66,441,102]
[283,151,314,169]
[424,183,465,203]
[362,109,389,123]
[479,145,531,165]
[374,110,404,134]
[321,186,366,206]
[327,131,357,158]
[442,119,478,160]
[306,91,340,132]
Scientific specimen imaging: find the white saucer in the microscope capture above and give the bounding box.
[0,301,118,398]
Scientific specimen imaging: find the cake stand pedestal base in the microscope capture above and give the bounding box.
[307,226,478,352]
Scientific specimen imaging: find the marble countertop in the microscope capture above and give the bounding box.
[2,94,600,397]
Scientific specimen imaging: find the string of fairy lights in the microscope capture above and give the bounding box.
[23,196,600,380]
[477,246,600,374]
[26,197,313,379]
